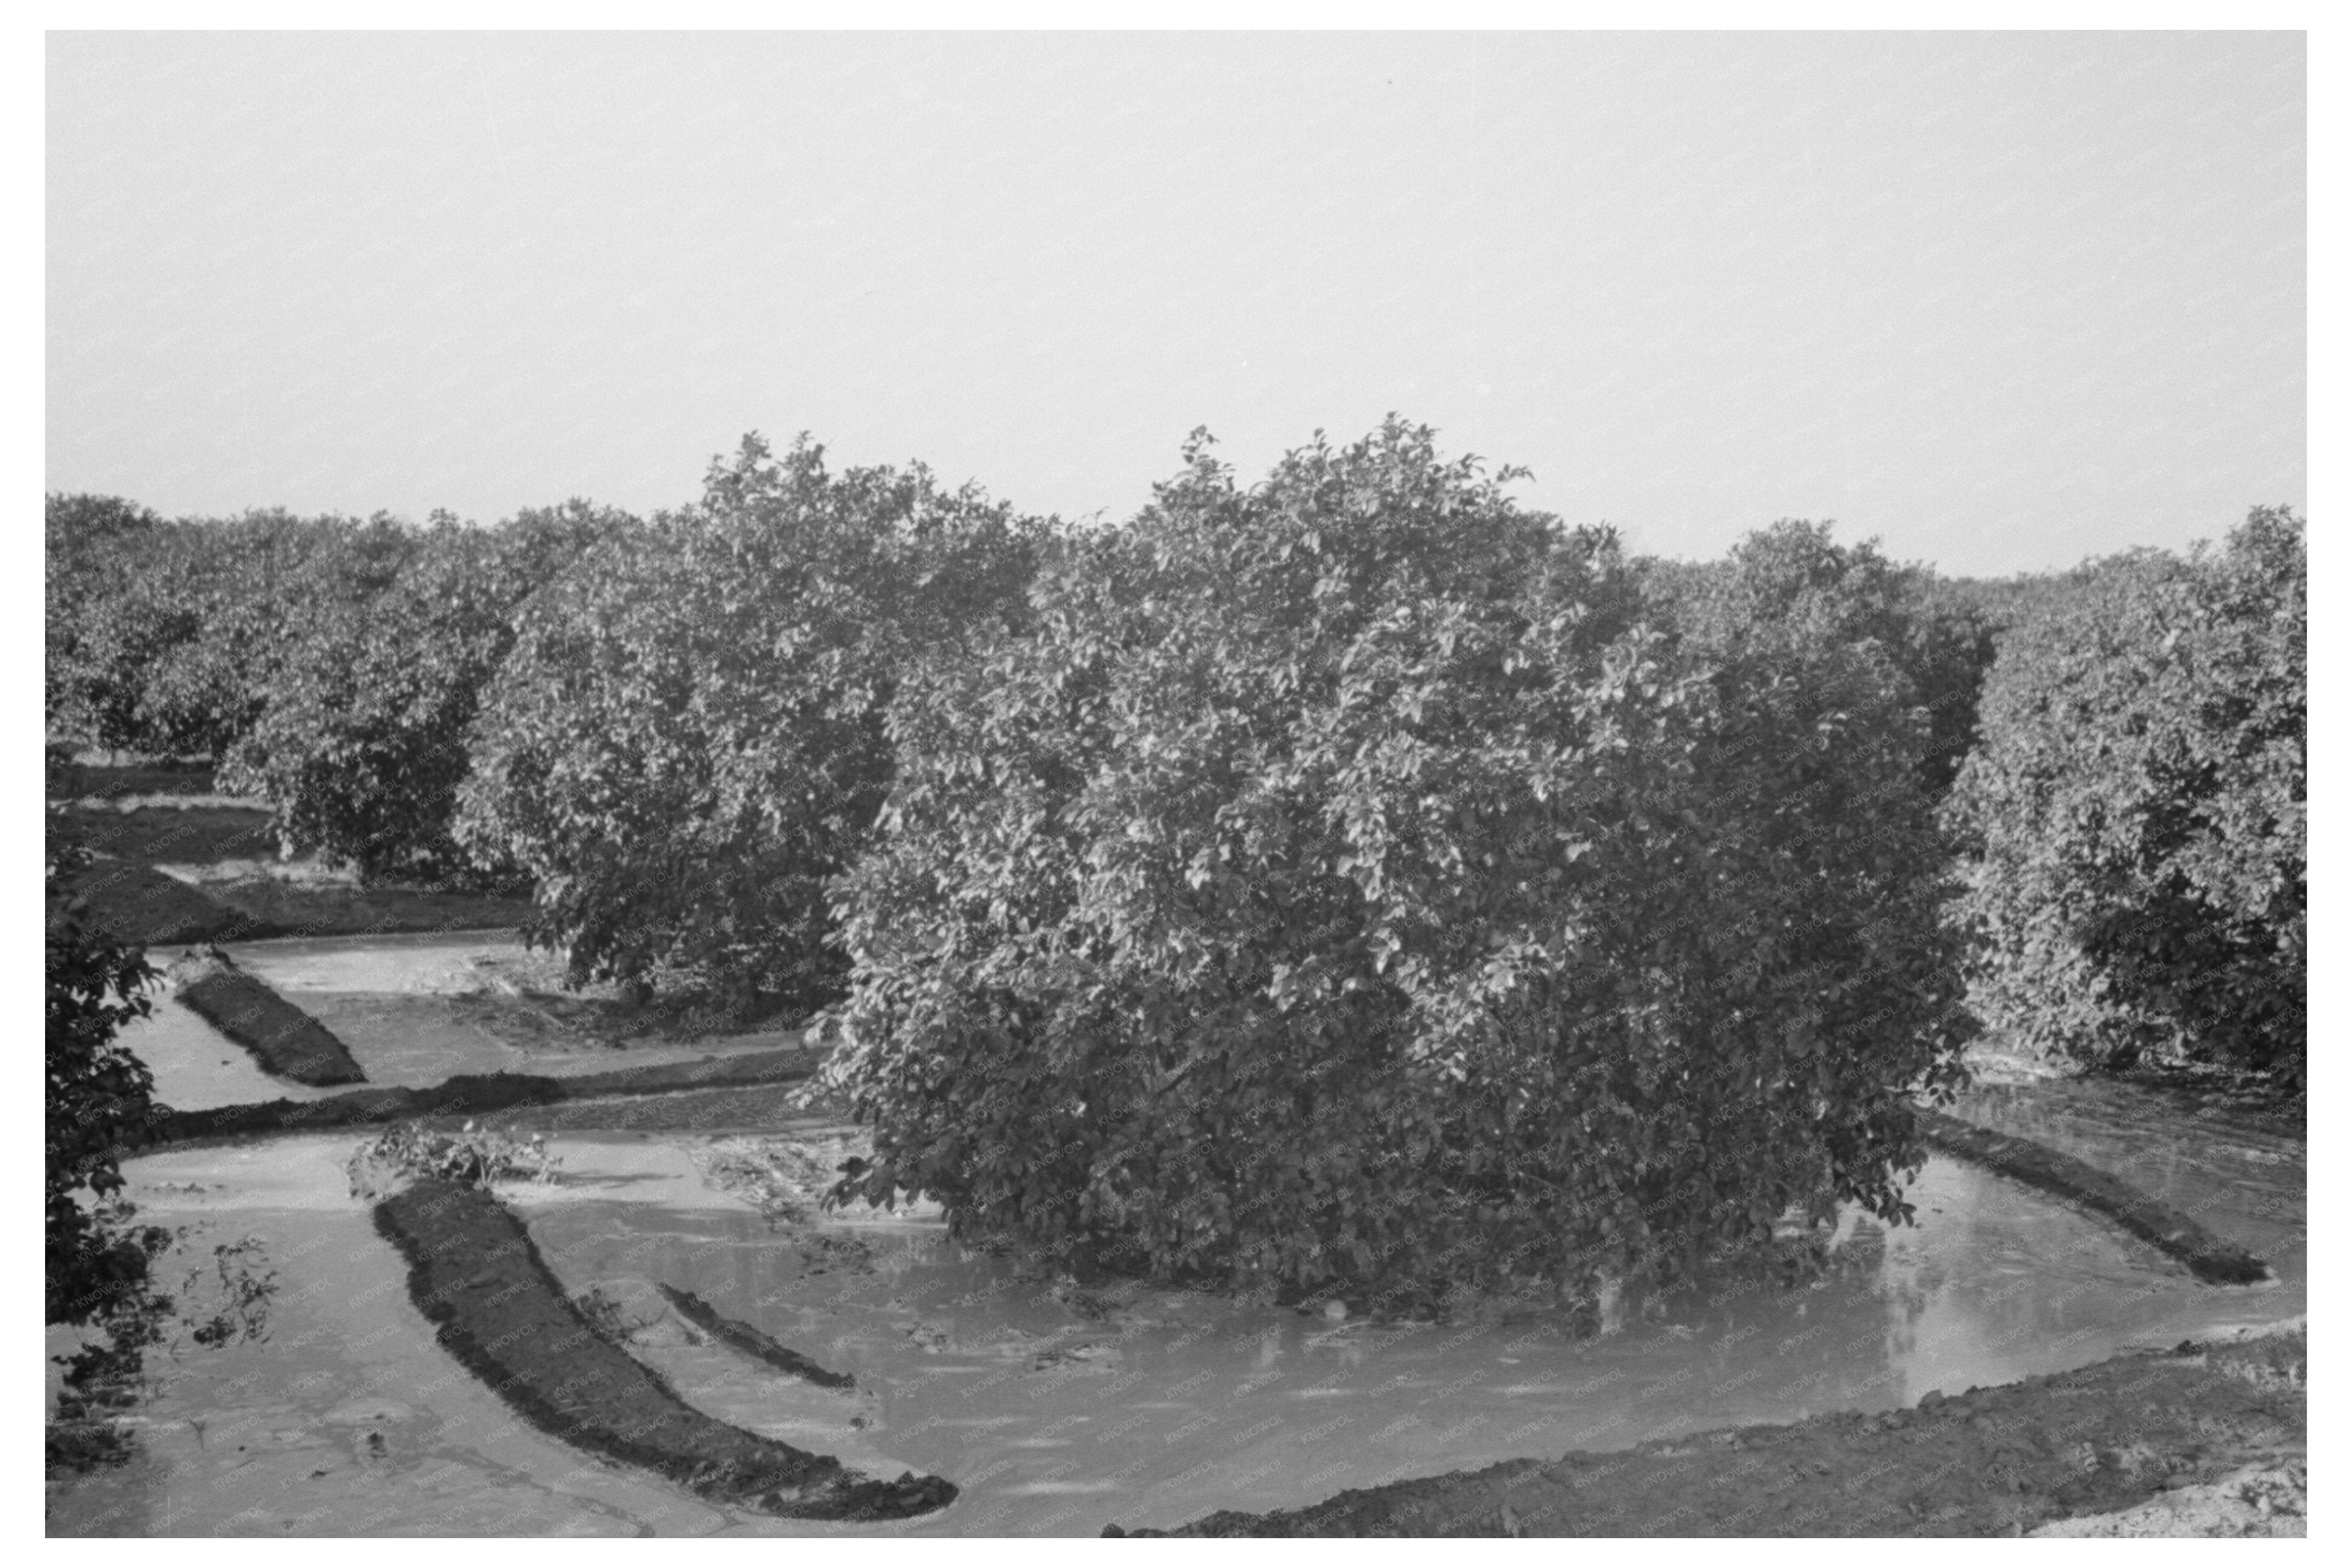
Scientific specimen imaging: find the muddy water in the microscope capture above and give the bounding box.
[43,1140,730,1538]
[48,1081,2304,1539]
[1950,1076,2306,1286]
[139,933,804,1109]
[121,998,342,1112]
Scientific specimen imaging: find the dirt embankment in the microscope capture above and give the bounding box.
[166,947,367,1086]
[53,855,281,947]
[1913,1108,2270,1284]
[49,754,227,805]
[1107,1326,2304,1538]
[49,784,534,945]
[57,802,278,863]
[146,1046,825,1146]
[372,1176,956,1522]
[656,1284,857,1390]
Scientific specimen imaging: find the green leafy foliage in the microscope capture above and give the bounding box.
[46,791,179,1457]
[345,1121,562,1199]
[175,1236,280,1351]
[456,434,1048,1008]
[46,814,169,1329]
[1942,509,2305,1082]
[221,503,637,879]
[824,420,1970,1299]
[1642,520,1999,800]
[46,493,163,740]
[48,507,417,761]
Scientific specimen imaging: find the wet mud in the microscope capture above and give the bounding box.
[1915,1108,2269,1284]
[168,948,367,1087]
[372,1178,955,1521]
[45,1018,2306,1538]
[52,802,278,865]
[1111,1323,2305,1536]
[54,855,269,945]
[655,1285,857,1390]
[147,1047,821,1146]
[49,785,532,945]
[205,932,813,1093]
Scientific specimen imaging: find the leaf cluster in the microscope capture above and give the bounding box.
[824,418,1972,1298]
[221,502,635,880]
[45,815,170,1330]
[46,503,418,761]
[455,434,1048,1003]
[1942,508,2305,1083]
[345,1120,561,1199]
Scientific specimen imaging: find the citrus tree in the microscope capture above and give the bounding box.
[1644,520,1997,801]
[823,420,1970,1298]
[1943,508,2304,1082]
[46,795,175,1432]
[222,503,638,880]
[49,509,416,763]
[45,493,164,746]
[456,434,1048,1009]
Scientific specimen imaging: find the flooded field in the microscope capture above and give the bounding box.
[130,932,807,1109]
[46,1054,2304,1536]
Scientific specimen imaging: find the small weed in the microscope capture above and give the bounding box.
[176,1233,279,1351]
[347,1121,561,1199]
[573,1285,658,1346]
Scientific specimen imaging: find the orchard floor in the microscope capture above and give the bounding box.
[127,931,810,1111]
[49,760,536,945]
[45,1060,2304,1538]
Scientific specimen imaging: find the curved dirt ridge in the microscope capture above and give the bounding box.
[1109,1324,2306,1537]
[145,1045,822,1146]
[655,1283,858,1390]
[56,855,276,946]
[167,947,367,1086]
[153,1086,2272,1293]
[1913,1107,2270,1284]
[372,1176,956,1522]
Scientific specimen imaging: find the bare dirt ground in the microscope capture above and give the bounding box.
[49,765,535,944]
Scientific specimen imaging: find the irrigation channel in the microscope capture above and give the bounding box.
[46,932,2306,1538]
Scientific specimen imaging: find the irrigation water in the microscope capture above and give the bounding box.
[45,936,2306,1538]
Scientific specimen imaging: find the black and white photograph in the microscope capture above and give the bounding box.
[38,20,2310,1540]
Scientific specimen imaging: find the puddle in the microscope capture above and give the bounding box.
[48,1081,2303,1538]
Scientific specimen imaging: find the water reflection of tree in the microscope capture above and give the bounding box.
[1874,1179,1943,1392]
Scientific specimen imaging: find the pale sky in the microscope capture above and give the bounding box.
[47,31,2304,577]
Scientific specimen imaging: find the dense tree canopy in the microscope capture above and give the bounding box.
[1943,509,2305,1082]
[48,506,415,761]
[44,439,2301,1322]
[456,434,1048,1006]
[222,503,637,879]
[46,813,169,1330]
[1642,520,1999,800]
[823,421,1971,1297]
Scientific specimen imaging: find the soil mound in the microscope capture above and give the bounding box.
[146,1045,821,1145]
[54,859,277,947]
[1915,1108,2270,1284]
[655,1284,857,1390]
[373,1178,955,1521]
[167,947,366,1086]
[1107,1327,2305,1538]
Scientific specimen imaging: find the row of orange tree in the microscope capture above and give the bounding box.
[46,421,2303,1297]
[1941,509,2305,1088]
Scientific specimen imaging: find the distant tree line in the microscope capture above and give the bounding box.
[44,421,2304,1300]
